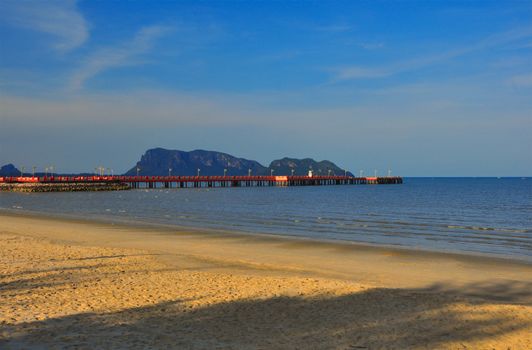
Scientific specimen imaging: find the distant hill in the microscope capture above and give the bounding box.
[268,157,353,177]
[0,164,20,176]
[124,148,268,176]
[0,163,95,177]
[124,148,352,177]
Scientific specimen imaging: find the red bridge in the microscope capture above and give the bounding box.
[0,175,403,188]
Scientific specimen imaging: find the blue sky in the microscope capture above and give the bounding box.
[0,0,531,176]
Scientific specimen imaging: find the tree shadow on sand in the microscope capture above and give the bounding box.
[0,253,166,296]
[2,279,531,349]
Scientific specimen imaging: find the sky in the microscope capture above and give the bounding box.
[0,0,531,176]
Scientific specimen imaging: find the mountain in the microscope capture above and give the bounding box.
[125,148,268,176]
[268,157,354,177]
[1,150,353,178]
[0,164,20,176]
[0,164,90,177]
[125,148,352,177]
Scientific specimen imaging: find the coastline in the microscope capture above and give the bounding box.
[1,212,531,348]
[2,208,530,266]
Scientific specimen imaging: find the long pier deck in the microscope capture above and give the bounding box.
[0,175,402,188]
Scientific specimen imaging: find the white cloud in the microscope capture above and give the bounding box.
[332,27,532,82]
[69,25,172,90]
[0,0,88,52]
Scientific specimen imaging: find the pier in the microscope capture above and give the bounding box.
[0,175,402,189]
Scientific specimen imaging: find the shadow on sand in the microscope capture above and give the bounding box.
[2,277,531,349]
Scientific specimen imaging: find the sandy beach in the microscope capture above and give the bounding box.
[0,212,531,349]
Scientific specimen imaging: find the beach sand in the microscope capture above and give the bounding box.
[1,213,531,349]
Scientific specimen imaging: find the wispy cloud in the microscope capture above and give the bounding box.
[333,67,391,80]
[508,73,532,87]
[332,27,532,82]
[315,24,353,33]
[69,25,172,90]
[0,90,256,127]
[283,19,354,34]
[359,42,385,50]
[256,50,302,63]
[0,0,88,52]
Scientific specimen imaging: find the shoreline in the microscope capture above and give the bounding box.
[1,210,531,288]
[1,208,530,266]
[1,211,531,348]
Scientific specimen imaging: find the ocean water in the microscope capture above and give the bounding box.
[1,178,531,261]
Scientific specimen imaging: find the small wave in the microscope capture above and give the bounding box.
[446,224,527,234]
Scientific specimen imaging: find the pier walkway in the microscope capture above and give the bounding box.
[0,175,402,188]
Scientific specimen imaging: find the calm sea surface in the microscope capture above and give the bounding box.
[1,178,531,261]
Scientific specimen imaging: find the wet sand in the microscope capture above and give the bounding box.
[1,212,531,349]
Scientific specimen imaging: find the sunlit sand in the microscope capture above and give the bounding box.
[1,213,530,349]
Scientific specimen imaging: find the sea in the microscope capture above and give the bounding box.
[1,178,531,262]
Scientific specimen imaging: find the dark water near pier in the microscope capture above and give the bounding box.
[1,178,531,261]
